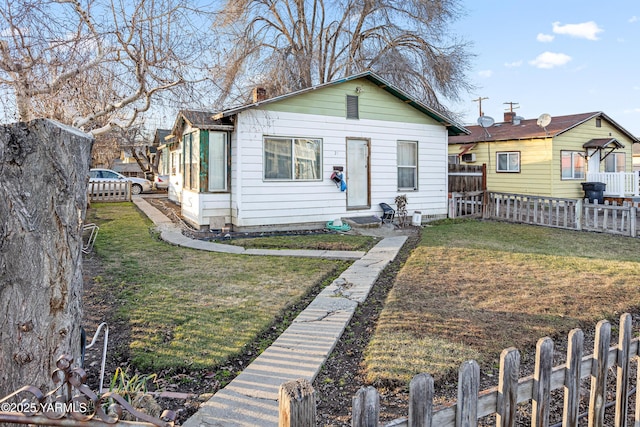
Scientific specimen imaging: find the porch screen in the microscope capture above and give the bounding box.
[264,137,321,180]
[208,132,227,191]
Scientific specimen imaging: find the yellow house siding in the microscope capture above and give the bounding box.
[449,138,553,195]
[257,79,440,126]
[551,118,636,198]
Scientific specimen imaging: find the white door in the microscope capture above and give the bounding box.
[346,139,369,208]
[588,149,600,174]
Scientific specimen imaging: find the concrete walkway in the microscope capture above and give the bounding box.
[132,197,365,260]
[130,196,408,426]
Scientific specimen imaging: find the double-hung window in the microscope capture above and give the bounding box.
[561,151,585,179]
[397,140,418,190]
[264,137,322,180]
[496,151,520,173]
[604,152,625,172]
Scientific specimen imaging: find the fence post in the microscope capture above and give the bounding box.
[575,199,583,231]
[496,348,520,427]
[352,386,379,427]
[615,314,632,426]
[563,329,584,427]
[532,337,553,427]
[588,320,611,427]
[278,379,316,427]
[456,360,479,427]
[409,373,434,427]
[630,206,636,237]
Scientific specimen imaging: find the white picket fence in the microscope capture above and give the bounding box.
[87,181,131,202]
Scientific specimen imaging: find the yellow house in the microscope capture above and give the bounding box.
[449,112,639,199]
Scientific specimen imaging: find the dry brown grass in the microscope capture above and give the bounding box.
[365,220,640,386]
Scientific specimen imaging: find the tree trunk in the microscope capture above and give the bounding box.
[0,119,93,397]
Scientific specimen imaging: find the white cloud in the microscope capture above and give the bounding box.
[537,33,555,43]
[529,52,572,69]
[478,70,493,78]
[552,21,603,40]
[504,60,523,68]
[630,16,638,23]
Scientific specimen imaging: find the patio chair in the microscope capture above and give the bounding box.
[379,203,395,224]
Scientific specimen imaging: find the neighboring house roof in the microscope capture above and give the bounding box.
[112,162,143,174]
[212,71,469,136]
[153,129,171,146]
[168,110,234,142]
[449,112,640,145]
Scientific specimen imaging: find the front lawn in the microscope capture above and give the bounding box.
[85,203,351,371]
[364,220,640,386]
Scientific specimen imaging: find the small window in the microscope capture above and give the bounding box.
[561,151,585,179]
[448,155,459,165]
[398,140,418,190]
[596,118,602,128]
[496,152,520,173]
[605,152,625,172]
[346,95,359,119]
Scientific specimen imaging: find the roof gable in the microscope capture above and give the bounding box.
[449,112,639,145]
[213,71,469,136]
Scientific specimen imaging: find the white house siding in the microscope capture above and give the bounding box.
[210,109,449,229]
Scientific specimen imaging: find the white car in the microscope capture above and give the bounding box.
[88,168,153,195]
[153,174,170,190]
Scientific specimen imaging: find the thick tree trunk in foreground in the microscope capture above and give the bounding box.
[0,119,93,397]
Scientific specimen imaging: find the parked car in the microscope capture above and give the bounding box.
[88,168,153,195]
[154,174,170,190]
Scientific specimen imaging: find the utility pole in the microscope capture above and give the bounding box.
[503,101,520,112]
[472,96,489,117]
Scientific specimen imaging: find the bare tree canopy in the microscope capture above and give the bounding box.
[0,0,212,135]
[211,0,473,114]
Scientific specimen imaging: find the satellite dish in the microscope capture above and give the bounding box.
[513,115,525,125]
[477,115,495,128]
[537,113,552,128]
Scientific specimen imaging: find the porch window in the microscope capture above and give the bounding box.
[208,132,228,191]
[561,151,585,179]
[604,152,626,172]
[496,151,520,173]
[398,140,418,190]
[264,136,322,181]
[183,132,199,190]
[171,150,181,175]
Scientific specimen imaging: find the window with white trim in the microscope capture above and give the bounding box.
[264,137,322,180]
[397,140,418,190]
[604,152,625,172]
[561,151,585,179]
[496,151,520,173]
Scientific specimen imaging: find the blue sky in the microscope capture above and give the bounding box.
[450,1,640,135]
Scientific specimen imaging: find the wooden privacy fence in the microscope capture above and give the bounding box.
[279,314,639,427]
[450,191,639,237]
[87,181,131,202]
[448,164,486,193]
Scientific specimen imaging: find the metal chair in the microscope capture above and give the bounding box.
[379,203,395,224]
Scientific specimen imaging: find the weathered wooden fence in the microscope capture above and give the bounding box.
[279,314,639,427]
[448,164,486,193]
[87,181,131,202]
[449,191,640,237]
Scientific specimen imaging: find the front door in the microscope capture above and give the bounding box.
[346,138,370,208]
[588,149,600,174]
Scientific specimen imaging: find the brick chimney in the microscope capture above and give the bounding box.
[252,87,267,103]
[504,111,516,123]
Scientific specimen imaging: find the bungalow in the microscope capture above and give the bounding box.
[449,111,639,199]
[163,71,468,231]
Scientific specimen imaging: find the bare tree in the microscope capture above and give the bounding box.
[211,0,473,114]
[0,0,211,135]
[0,0,215,399]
